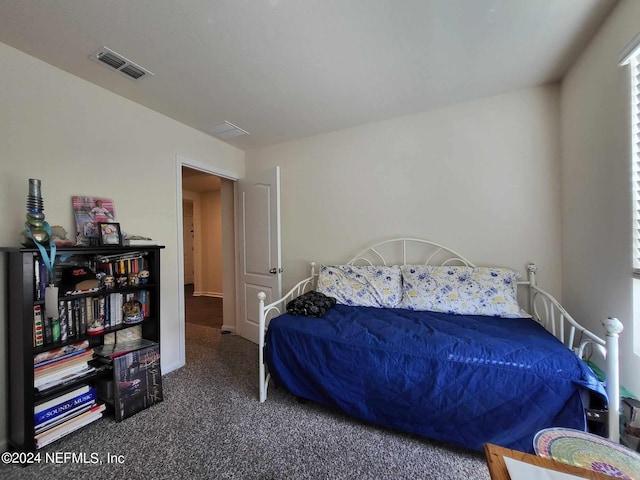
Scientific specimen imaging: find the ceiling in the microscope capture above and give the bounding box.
[0,0,619,151]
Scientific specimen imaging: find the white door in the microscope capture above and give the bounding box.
[182,205,195,285]
[238,166,282,344]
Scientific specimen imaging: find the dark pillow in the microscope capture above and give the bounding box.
[286,291,336,317]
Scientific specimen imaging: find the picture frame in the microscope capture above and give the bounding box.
[98,222,122,246]
[72,196,117,246]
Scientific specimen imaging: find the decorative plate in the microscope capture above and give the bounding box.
[534,427,640,479]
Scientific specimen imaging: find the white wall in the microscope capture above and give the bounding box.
[246,85,563,298]
[0,42,244,449]
[201,190,223,296]
[221,178,236,331]
[561,0,640,396]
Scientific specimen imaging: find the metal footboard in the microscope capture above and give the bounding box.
[525,264,623,442]
[258,263,317,403]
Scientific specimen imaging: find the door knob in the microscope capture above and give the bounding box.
[269,268,283,274]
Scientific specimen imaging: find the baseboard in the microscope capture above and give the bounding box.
[163,360,185,374]
[221,324,236,334]
[193,291,223,298]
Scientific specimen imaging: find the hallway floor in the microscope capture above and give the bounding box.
[185,284,223,328]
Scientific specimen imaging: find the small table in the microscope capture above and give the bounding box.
[484,443,615,480]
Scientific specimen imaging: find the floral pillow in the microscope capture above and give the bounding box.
[317,265,402,308]
[398,265,522,317]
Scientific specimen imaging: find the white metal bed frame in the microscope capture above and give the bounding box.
[257,238,623,441]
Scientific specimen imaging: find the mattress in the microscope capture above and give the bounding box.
[265,304,606,452]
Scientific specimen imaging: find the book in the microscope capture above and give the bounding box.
[33,305,44,347]
[35,366,96,392]
[35,385,90,414]
[59,307,68,341]
[34,362,92,388]
[34,350,94,376]
[34,386,96,426]
[109,292,123,326]
[94,339,157,359]
[85,297,93,330]
[35,404,106,449]
[33,342,89,368]
[51,318,61,343]
[34,258,47,301]
[113,344,162,421]
[34,258,41,300]
[43,316,52,345]
[66,300,74,338]
[68,299,78,338]
[98,296,106,329]
[124,239,158,246]
[103,324,142,345]
[35,401,96,435]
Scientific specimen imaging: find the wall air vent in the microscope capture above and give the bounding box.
[89,47,154,82]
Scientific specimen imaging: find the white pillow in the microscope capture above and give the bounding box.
[399,265,522,317]
[317,265,402,308]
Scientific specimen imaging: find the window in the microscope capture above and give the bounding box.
[633,53,640,276]
[621,35,640,276]
[622,34,640,356]
[633,54,640,276]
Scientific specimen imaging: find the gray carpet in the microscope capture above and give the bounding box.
[1,324,490,479]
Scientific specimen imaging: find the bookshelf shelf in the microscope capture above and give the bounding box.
[33,367,109,400]
[1,244,164,452]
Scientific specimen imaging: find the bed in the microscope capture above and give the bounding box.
[257,238,623,452]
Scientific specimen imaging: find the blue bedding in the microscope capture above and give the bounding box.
[265,304,606,452]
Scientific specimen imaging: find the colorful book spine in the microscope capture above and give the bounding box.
[34,350,94,375]
[51,318,60,343]
[139,290,147,318]
[38,259,47,300]
[100,296,108,329]
[34,348,86,368]
[35,402,95,435]
[104,295,110,328]
[59,306,68,342]
[33,340,89,365]
[35,366,95,392]
[69,300,75,334]
[33,305,43,347]
[34,258,41,300]
[34,387,96,426]
[43,316,52,345]
[35,404,105,449]
[34,362,91,388]
[62,299,73,339]
[35,385,90,413]
[75,299,85,335]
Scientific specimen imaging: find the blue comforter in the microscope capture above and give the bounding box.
[265,304,606,452]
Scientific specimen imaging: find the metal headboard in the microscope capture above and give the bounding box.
[347,237,475,267]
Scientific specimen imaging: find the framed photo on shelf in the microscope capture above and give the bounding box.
[98,222,122,246]
[72,196,116,246]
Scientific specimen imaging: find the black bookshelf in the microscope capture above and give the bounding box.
[1,245,163,451]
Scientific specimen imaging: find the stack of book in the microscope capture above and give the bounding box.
[34,385,105,449]
[34,342,96,393]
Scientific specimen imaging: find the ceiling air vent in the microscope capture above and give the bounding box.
[209,121,250,139]
[89,47,154,82]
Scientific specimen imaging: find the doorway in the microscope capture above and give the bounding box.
[176,156,237,368]
[182,166,224,330]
